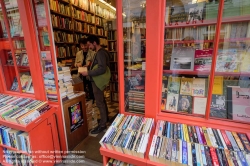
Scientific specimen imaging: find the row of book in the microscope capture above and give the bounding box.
[6,51,29,67]
[149,120,250,165]
[50,0,115,19]
[107,158,134,166]
[167,47,250,73]
[10,73,34,93]
[73,9,95,24]
[0,94,50,125]
[4,148,32,166]
[100,114,154,158]
[0,126,31,152]
[127,90,145,112]
[54,31,74,43]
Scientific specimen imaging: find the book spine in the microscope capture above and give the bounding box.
[174,123,178,140]
[212,129,223,149]
[182,141,188,164]
[187,142,192,166]
[187,125,194,143]
[191,143,197,166]
[224,149,234,166]
[215,148,224,166]
[210,147,219,166]
[217,129,227,150]
[220,149,229,166]
[192,126,199,143]
[226,131,240,151]
[183,124,190,143]
[207,128,218,148]
[181,124,184,140]
[167,122,171,138]
[196,126,203,144]
[177,123,181,139]
[204,146,213,166]
[178,140,182,163]
[199,127,207,145]
[171,140,177,162]
[195,144,201,166]
[203,127,212,147]
[200,145,207,166]
[229,151,239,166]
[165,138,172,160]
[231,132,244,151]
[221,130,233,150]
[237,151,248,166]
[238,133,250,153]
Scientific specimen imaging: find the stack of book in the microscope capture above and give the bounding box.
[100,114,154,158]
[58,67,74,100]
[149,120,250,165]
[44,70,57,101]
[0,94,50,125]
[107,158,134,166]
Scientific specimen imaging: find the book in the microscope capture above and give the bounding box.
[227,87,250,122]
[180,77,193,95]
[177,95,192,113]
[166,94,179,111]
[167,76,181,94]
[78,67,88,73]
[212,76,224,95]
[194,49,213,71]
[210,95,227,119]
[192,78,206,97]
[193,97,207,115]
[216,49,240,72]
[170,46,195,71]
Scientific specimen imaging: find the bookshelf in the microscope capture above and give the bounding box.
[107,20,118,102]
[49,0,115,65]
[100,0,250,165]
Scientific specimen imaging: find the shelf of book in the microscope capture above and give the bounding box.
[165,15,250,28]
[0,144,31,156]
[50,10,71,18]
[71,3,94,15]
[0,107,56,132]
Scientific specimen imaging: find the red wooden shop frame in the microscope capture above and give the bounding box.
[101,0,250,165]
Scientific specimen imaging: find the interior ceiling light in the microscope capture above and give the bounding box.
[98,0,116,11]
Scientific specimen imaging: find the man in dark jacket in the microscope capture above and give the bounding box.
[80,35,110,134]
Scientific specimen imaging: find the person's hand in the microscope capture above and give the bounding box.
[80,71,88,76]
[77,63,82,67]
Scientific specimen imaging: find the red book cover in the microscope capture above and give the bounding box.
[220,129,233,151]
[194,49,213,71]
[210,147,220,166]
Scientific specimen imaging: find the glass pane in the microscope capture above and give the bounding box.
[0,3,8,38]
[32,0,58,101]
[2,0,34,93]
[0,49,19,91]
[123,0,146,113]
[162,0,219,117]
[210,0,250,123]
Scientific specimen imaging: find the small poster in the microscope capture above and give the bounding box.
[68,102,84,132]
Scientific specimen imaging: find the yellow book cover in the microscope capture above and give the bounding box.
[183,124,190,143]
[212,76,223,95]
[202,127,212,147]
[180,77,193,95]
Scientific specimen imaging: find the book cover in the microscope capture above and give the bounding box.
[227,87,250,122]
[180,77,193,95]
[240,49,250,72]
[216,49,240,72]
[166,93,179,112]
[212,76,224,95]
[192,78,206,97]
[210,95,227,119]
[193,97,207,115]
[170,46,195,71]
[177,95,192,113]
[237,133,250,153]
[194,49,213,71]
[167,76,181,94]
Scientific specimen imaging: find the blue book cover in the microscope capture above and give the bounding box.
[237,151,248,166]
[182,141,188,164]
[167,122,171,138]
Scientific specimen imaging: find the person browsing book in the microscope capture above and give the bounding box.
[80,35,110,134]
[75,38,95,102]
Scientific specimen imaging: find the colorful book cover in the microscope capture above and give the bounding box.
[194,49,213,71]
[167,76,181,94]
[192,78,206,97]
[166,94,179,112]
[240,49,250,72]
[177,95,192,113]
[182,141,188,164]
[212,76,223,95]
[180,77,193,95]
[216,49,240,72]
[210,95,227,119]
[227,87,250,122]
[237,133,250,153]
